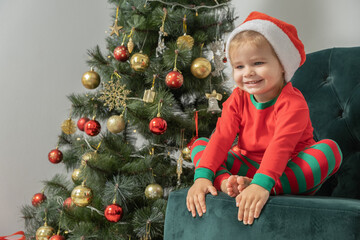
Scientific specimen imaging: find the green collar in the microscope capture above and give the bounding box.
[250,94,279,110]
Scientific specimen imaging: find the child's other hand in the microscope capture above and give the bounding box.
[235,184,269,225]
[186,178,218,217]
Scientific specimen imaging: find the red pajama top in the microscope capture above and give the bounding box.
[194,82,315,192]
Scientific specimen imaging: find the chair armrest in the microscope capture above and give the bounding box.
[164,188,360,240]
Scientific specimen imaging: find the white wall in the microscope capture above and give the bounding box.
[0,0,359,235]
[0,0,111,234]
[231,0,360,53]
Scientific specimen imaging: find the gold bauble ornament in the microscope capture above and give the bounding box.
[145,183,163,200]
[81,152,97,166]
[130,52,150,72]
[71,168,83,184]
[61,118,77,135]
[36,223,55,240]
[191,57,212,79]
[71,182,93,207]
[81,68,100,89]
[182,147,191,161]
[107,115,125,133]
[176,34,194,50]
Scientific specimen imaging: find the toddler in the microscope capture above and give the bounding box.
[186,11,342,225]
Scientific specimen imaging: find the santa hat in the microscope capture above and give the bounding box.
[226,11,305,82]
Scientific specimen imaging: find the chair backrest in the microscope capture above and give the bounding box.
[292,47,360,199]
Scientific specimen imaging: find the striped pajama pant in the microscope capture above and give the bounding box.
[191,138,342,195]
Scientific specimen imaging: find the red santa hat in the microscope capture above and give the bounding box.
[226,11,306,82]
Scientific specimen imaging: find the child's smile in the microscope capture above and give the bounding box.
[231,40,285,103]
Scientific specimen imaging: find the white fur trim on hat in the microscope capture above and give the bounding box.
[226,19,302,82]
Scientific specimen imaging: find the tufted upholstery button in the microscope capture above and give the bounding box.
[323,73,329,80]
[338,109,344,118]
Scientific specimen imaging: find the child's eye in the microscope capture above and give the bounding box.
[254,62,264,65]
[236,65,244,69]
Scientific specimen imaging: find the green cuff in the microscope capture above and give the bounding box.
[250,173,275,192]
[194,168,215,182]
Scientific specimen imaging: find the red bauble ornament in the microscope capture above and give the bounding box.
[32,192,46,206]
[48,149,63,164]
[104,203,123,222]
[165,71,183,89]
[50,235,65,240]
[84,120,101,136]
[63,197,74,209]
[77,117,90,131]
[149,117,167,135]
[114,45,130,62]
[187,136,199,150]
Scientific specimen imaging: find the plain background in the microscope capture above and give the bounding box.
[0,0,359,234]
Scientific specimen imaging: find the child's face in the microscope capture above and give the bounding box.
[231,40,285,103]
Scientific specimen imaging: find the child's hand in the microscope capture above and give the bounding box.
[235,184,269,225]
[186,178,218,217]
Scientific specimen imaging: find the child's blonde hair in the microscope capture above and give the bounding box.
[228,30,279,63]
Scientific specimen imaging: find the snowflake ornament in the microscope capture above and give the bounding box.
[98,79,131,111]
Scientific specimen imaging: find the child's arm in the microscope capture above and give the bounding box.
[186,178,218,217]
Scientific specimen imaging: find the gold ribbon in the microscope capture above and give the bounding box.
[183,15,187,34]
[111,71,122,81]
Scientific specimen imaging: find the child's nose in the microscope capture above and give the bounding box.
[244,67,255,77]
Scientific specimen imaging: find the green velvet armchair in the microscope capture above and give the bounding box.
[164,47,360,240]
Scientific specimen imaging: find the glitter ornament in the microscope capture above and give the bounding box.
[176,15,194,50]
[176,34,194,50]
[61,118,77,135]
[84,119,101,136]
[127,38,134,53]
[107,115,125,134]
[48,149,63,164]
[98,78,131,111]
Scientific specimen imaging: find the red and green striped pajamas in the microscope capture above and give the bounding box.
[191,83,342,194]
[191,137,342,195]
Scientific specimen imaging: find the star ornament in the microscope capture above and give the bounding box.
[109,20,123,36]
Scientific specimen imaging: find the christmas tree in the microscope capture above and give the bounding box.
[21,0,235,239]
